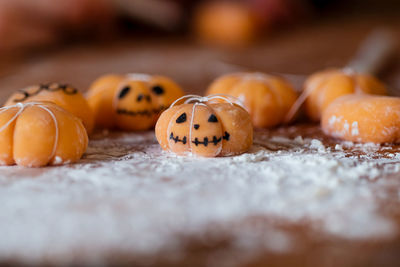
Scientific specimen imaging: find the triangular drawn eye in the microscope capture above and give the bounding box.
[118,86,131,99]
[208,114,218,122]
[152,85,164,95]
[176,113,187,123]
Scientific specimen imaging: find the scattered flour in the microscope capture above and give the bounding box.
[351,121,359,136]
[0,130,399,264]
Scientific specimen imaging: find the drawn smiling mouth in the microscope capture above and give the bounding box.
[169,131,230,147]
[116,105,166,117]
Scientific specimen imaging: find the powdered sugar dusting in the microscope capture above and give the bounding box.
[0,129,399,264]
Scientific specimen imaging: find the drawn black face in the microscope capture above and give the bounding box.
[149,84,169,114]
[152,85,165,96]
[167,105,230,157]
[176,112,186,123]
[12,83,78,103]
[118,86,131,99]
[190,113,229,146]
[115,82,156,118]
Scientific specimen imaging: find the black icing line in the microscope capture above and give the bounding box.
[13,83,77,102]
[116,105,166,117]
[117,109,153,117]
[169,131,230,147]
[170,132,187,144]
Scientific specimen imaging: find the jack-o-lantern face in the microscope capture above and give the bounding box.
[5,83,94,134]
[87,73,184,131]
[167,104,225,156]
[125,74,184,122]
[114,80,157,131]
[156,95,253,157]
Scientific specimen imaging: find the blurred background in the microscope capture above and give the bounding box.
[0,0,399,97]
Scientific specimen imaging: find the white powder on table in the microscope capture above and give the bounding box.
[0,130,399,265]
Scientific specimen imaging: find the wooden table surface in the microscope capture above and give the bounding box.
[1,14,400,267]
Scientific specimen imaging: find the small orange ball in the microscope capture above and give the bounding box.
[87,73,184,131]
[0,102,88,167]
[193,1,258,47]
[155,95,253,157]
[304,68,387,122]
[4,83,94,135]
[206,72,297,128]
[321,95,400,144]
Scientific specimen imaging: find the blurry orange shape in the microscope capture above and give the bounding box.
[87,73,184,131]
[303,68,387,122]
[193,1,258,47]
[207,72,297,128]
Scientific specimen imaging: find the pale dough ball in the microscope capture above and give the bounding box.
[321,95,400,144]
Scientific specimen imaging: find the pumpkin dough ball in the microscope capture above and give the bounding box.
[321,95,400,144]
[206,72,297,128]
[304,68,387,122]
[193,1,257,47]
[87,73,184,131]
[86,74,125,129]
[0,102,88,167]
[156,95,253,157]
[4,83,94,135]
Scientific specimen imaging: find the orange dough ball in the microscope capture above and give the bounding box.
[4,83,94,135]
[155,95,253,157]
[0,102,88,167]
[321,95,400,144]
[304,68,387,122]
[87,73,184,131]
[193,1,258,47]
[86,74,125,129]
[206,72,297,128]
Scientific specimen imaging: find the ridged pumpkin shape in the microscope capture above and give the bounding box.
[304,68,387,122]
[0,102,88,167]
[207,72,297,128]
[4,83,94,135]
[156,95,253,157]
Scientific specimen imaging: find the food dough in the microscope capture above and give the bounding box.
[87,73,184,131]
[156,95,253,157]
[0,102,88,167]
[303,68,387,122]
[207,72,297,128]
[5,83,94,134]
[321,94,400,143]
